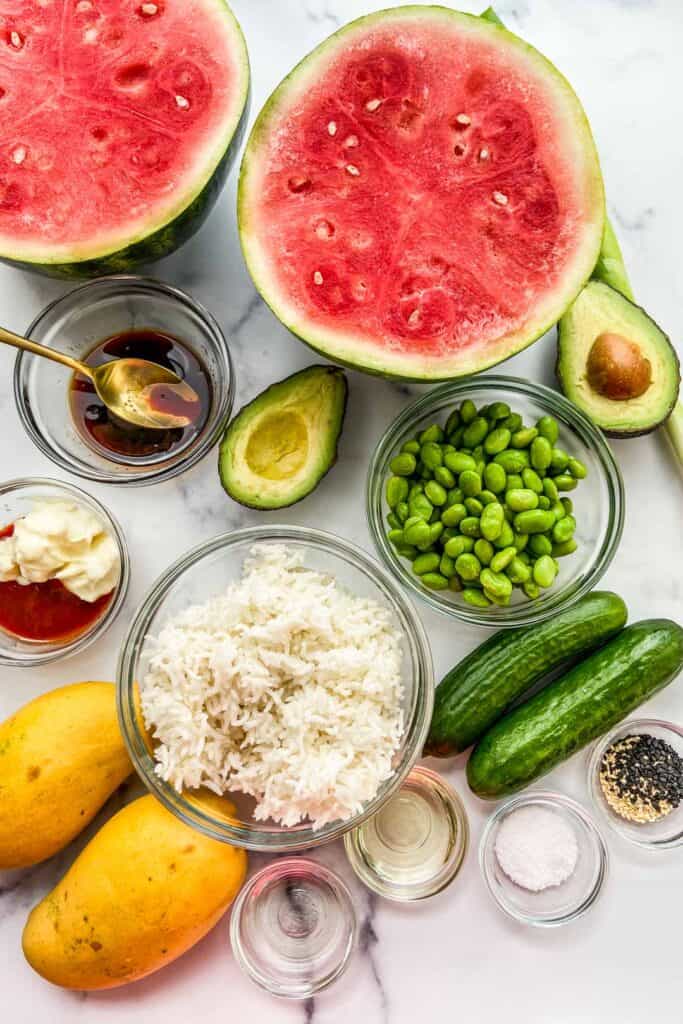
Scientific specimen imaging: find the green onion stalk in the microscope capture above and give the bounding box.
[481,7,683,467]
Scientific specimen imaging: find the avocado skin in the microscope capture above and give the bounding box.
[218,364,348,510]
[556,282,680,438]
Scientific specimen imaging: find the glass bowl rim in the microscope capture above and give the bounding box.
[587,716,683,850]
[478,789,609,928]
[116,524,434,851]
[366,374,625,628]
[13,274,235,487]
[0,476,130,667]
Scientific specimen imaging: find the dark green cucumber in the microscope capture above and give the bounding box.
[467,619,683,800]
[425,591,627,757]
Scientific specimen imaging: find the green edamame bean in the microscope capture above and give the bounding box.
[425,480,447,506]
[387,513,400,530]
[429,522,444,545]
[422,572,449,590]
[401,440,421,456]
[459,399,477,424]
[445,535,474,558]
[537,495,551,510]
[434,465,455,489]
[511,427,538,449]
[396,502,409,524]
[506,488,539,512]
[462,416,490,448]
[444,451,476,475]
[413,552,440,575]
[441,527,457,543]
[554,474,577,492]
[465,497,484,516]
[419,424,444,444]
[550,501,566,522]
[513,509,555,534]
[549,447,569,473]
[506,473,524,491]
[506,555,531,584]
[513,532,529,552]
[493,450,529,473]
[445,409,460,436]
[533,555,557,588]
[441,503,466,528]
[446,487,464,507]
[552,539,578,557]
[386,476,409,508]
[523,579,541,599]
[389,453,416,476]
[490,546,516,572]
[460,516,481,538]
[522,468,544,494]
[459,470,482,497]
[462,588,491,608]
[387,529,404,546]
[479,490,497,505]
[420,442,443,471]
[480,502,505,541]
[552,515,576,544]
[395,544,418,560]
[484,462,507,494]
[409,497,434,523]
[568,457,587,479]
[486,401,511,422]
[449,575,463,592]
[449,426,465,447]
[537,416,559,445]
[530,435,552,472]
[403,520,431,547]
[499,413,523,433]
[561,497,573,514]
[455,553,481,581]
[474,539,494,565]
[503,506,514,522]
[408,483,424,500]
[542,477,559,502]
[493,521,515,550]
[440,553,456,577]
[480,568,512,599]
[528,534,553,557]
[484,427,512,455]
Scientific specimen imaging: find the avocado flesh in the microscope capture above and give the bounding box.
[219,365,347,509]
[557,281,680,437]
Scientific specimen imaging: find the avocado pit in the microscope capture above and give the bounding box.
[586,332,652,401]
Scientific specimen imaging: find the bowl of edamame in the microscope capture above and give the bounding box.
[367,376,624,627]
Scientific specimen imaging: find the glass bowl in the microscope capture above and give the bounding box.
[14,275,234,486]
[117,525,434,852]
[479,791,609,927]
[588,718,683,850]
[367,376,624,627]
[0,477,129,667]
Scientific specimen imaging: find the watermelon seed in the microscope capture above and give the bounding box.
[365,98,382,112]
[492,191,508,206]
[344,135,359,149]
[175,95,190,110]
[76,1,93,11]
[288,176,311,194]
[315,220,334,240]
[140,2,159,14]
[479,148,490,161]
[83,27,98,43]
[9,31,24,50]
[453,143,466,157]
[345,164,360,177]
[454,113,471,128]
[408,309,421,326]
[12,146,26,165]
[327,121,337,137]
[313,271,324,285]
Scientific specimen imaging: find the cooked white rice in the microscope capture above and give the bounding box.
[140,544,405,828]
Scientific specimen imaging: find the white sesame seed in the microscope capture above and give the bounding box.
[10,31,23,49]
[12,146,26,165]
[365,98,381,112]
[455,113,471,126]
[479,147,490,160]
[345,164,360,177]
[344,135,359,148]
[175,94,189,109]
[493,191,508,206]
[313,271,323,285]
[327,121,337,136]
[141,2,158,13]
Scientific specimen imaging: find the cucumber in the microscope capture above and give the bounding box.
[467,619,683,800]
[425,591,627,757]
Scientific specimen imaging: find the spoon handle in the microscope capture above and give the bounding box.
[0,326,91,378]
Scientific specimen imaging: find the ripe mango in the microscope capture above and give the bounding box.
[22,794,247,989]
[0,682,132,869]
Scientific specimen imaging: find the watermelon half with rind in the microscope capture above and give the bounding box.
[239,6,605,380]
[0,0,250,278]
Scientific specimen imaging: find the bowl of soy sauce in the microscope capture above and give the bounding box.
[14,276,234,486]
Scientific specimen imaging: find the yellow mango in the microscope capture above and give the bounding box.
[22,794,247,989]
[0,682,133,869]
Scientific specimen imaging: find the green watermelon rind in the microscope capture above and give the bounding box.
[238,5,606,381]
[1,0,251,280]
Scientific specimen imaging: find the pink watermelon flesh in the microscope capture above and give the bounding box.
[0,0,248,266]
[240,10,604,379]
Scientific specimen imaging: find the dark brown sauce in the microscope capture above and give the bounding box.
[69,329,212,461]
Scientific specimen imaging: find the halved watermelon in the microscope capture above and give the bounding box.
[239,7,605,380]
[0,0,249,278]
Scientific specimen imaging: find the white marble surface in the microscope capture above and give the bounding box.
[1,1,682,1021]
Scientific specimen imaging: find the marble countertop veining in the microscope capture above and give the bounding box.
[1,1,682,1022]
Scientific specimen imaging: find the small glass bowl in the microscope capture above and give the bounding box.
[479,791,608,927]
[230,858,357,999]
[14,275,234,486]
[344,765,469,901]
[367,376,624,627]
[588,718,683,850]
[117,525,434,852]
[0,478,129,667]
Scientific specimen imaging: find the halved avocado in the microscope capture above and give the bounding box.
[557,281,680,437]
[219,365,348,509]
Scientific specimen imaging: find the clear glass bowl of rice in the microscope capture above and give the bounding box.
[117,525,434,852]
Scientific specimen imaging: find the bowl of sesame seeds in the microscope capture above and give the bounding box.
[588,718,683,850]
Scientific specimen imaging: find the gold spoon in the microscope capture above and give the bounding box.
[1,325,200,430]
